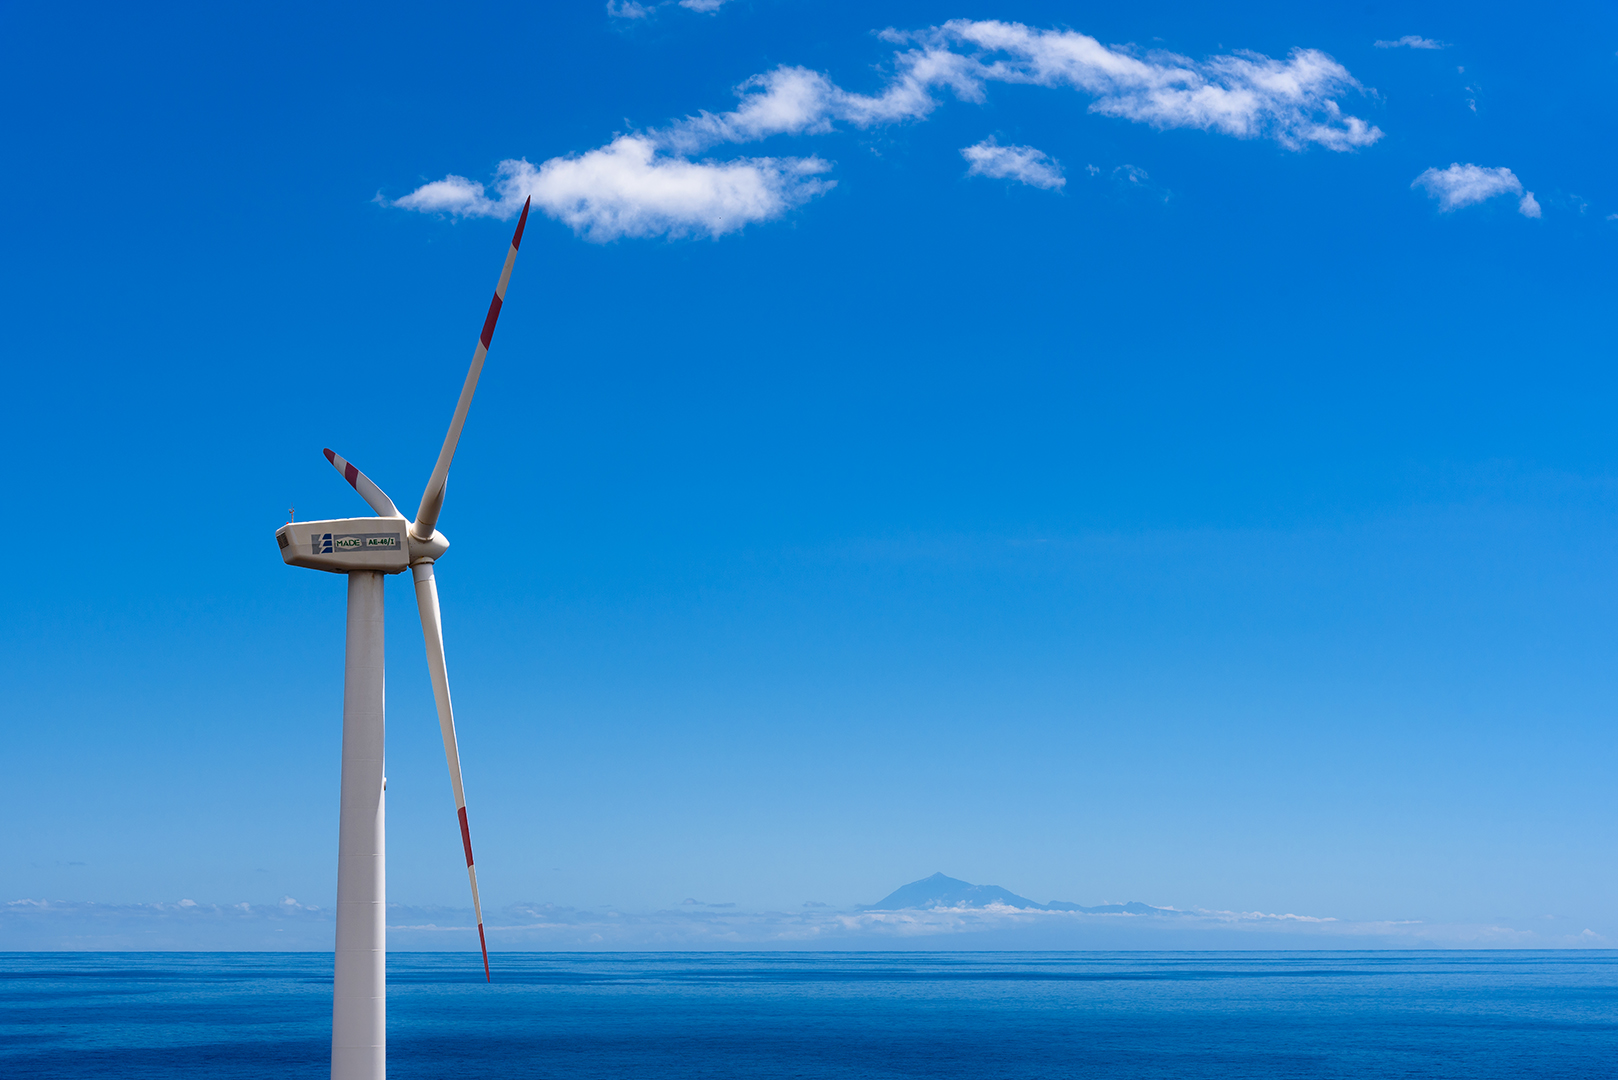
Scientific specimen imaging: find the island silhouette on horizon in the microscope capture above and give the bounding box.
[861,872,1181,916]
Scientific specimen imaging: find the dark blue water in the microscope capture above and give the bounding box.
[2,952,1614,1078]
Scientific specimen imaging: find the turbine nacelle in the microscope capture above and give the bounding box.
[276,517,449,574]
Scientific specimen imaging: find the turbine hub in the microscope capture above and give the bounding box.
[408,528,450,565]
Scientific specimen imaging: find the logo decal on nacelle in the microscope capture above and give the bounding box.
[311,532,400,555]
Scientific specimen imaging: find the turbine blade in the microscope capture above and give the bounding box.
[324,449,403,518]
[412,560,490,981]
[413,197,531,539]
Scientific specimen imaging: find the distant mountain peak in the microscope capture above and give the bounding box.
[863,873,1185,917]
[862,873,1045,911]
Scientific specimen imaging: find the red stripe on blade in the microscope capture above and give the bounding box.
[478,923,490,982]
[323,448,337,466]
[479,293,502,349]
[459,806,474,866]
[511,196,530,251]
[344,463,359,487]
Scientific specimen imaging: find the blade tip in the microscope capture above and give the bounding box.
[513,198,531,247]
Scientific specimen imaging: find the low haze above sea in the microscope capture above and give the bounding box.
[3,951,1615,1079]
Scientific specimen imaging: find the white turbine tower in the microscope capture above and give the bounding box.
[274,197,531,1080]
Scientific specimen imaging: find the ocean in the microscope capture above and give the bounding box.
[2,951,1614,1078]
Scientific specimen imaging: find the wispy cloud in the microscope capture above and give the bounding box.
[608,0,732,19]
[922,20,1382,151]
[657,57,983,154]
[961,138,1066,190]
[657,22,1381,154]
[392,19,1381,239]
[1374,35,1447,50]
[384,902,1611,949]
[384,900,1519,948]
[1111,163,1171,201]
[10,895,1608,950]
[1412,163,1540,217]
[1,896,335,950]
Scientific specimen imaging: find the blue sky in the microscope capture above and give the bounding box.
[2,0,1616,949]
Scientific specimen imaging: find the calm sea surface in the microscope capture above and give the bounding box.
[2,951,1614,1078]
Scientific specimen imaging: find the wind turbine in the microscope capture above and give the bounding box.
[274,197,531,1080]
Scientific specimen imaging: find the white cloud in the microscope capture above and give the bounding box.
[678,0,732,10]
[926,20,1381,151]
[1411,163,1539,216]
[395,19,1380,239]
[961,138,1066,190]
[392,173,500,216]
[686,21,1383,152]
[395,139,833,241]
[1374,35,1446,49]
[522,138,833,240]
[661,54,983,154]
